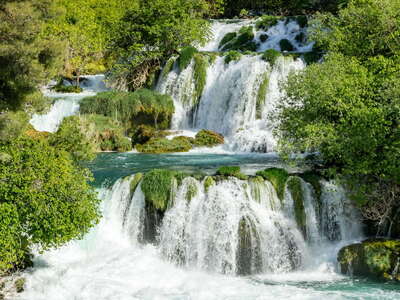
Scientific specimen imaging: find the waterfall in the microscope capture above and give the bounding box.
[157,18,309,153]
[29,75,108,133]
[106,173,362,276]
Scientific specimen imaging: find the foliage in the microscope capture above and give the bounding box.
[80,89,175,130]
[0,0,64,111]
[224,51,242,64]
[0,112,30,143]
[256,73,269,119]
[49,116,97,161]
[216,166,248,180]
[279,39,294,52]
[0,136,100,272]
[302,49,322,65]
[179,46,198,71]
[256,168,289,200]
[310,0,400,61]
[131,125,156,146]
[136,137,192,154]
[141,169,178,211]
[194,130,224,146]
[261,49,281,66]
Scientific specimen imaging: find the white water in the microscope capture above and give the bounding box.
[17,174,380,300]
[29,75,108,133]
[157,54,304,152]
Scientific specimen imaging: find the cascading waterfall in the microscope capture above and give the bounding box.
[157,19,308,152]
[29,74,108,133]
[116,173,361,276]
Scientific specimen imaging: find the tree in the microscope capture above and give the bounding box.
[0,0,64,111]
[109,0,211,90]
[0,136,101,272]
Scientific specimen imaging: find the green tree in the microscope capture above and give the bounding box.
[0,0,64,111]
[0,136,101,272]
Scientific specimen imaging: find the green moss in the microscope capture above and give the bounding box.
[338,239,400,282]
[204,176,216,192]
[224,50,242,64]
[178,46,198,71]
[193,54,208,105]
[136,137,192,153]
[259,34,269,43]
[261,49,281,66]
[287,176,306,237]
[14,278,25,293]
[130,173,143,195]
[256,168,289,201]
[256,73,269,119]
[141,169,175,212]
[194,130,224,147]
[219,32,237,49]
[216,166,248,180]
[280,39,294,52]
[160,57,176,79]
[256,15,282,30]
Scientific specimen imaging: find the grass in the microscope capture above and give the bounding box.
[256,168,289,201]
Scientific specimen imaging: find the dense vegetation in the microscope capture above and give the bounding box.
[274,0,400,236]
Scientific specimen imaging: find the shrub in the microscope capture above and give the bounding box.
[178,46,198,71]
[136,137,192,154]
[256,15,281,30]
[280,39,294,52]
[224,51,242,64]
[261,49,281,66]
[194,129,224,146]
[80,89,175,130]
[216,166,248,180]
[0,137,100,273]
[256,168,289,200]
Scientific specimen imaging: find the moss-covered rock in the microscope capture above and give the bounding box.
[178,46,198,71]
[221,26,255,52]
[194,129,224,147]
[130,173,143,196]
[295,32,305,43]
[237,217,262,275]
[287,176,306,237]
[136,137,193,154]
[219,32,237,49]
[160,57,176,79]
[14,278,25,293]
[338,239,400,282]
[193,53,208,105]
[204,176,216,192]
[216,166,248,180]
[256,168,289,201]
[259,34,269,43]
[261,49,281,66]
[280,39,294,52]
[256,73,269,119]
[224,50,242,64]
[52,80,82,93]
[256,15,282,30]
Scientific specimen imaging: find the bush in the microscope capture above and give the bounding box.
[80,89,175,130]
[136,137,193,154]
[261,49,281,66]
[216,166,248,180]
[0,137,100,273]
[256,168,289,200]
[280,39,294,52]
[224,51,242,64]
[194,130,224,146]
[178,46,198,71]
